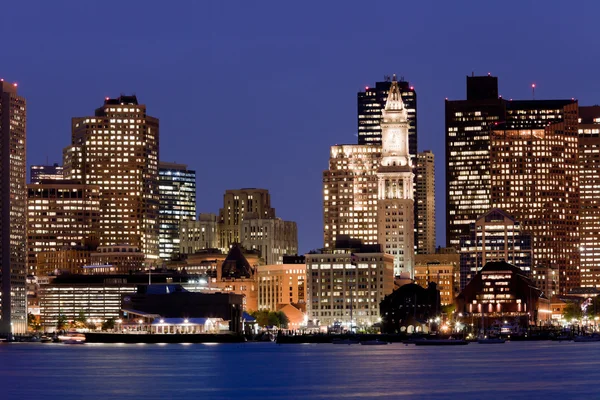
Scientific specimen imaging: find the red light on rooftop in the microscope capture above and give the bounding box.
[105,97,109,100]
[13,83,17,87]
[410,86,414,90]
[487,72,491,76]
[531,83,536,88]
[365,86,369,90]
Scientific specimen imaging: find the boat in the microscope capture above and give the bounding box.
[360,339,388,346]
[40,336,53,343]
[574,335,600,343]
[477,337,505,344]
[332,338,360,345]
[58,333,86,344]
[413,339,469,346]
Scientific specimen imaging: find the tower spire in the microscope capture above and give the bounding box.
[384,80,406,113]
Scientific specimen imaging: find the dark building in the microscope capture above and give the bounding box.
[282,255,305,264]
[30,163,64,183]
[380,282,440,334]
[446,75,579,294]
[455,261,550,328]
[122,284,244,333]
[0,81,27,335]
[357,76,417,155]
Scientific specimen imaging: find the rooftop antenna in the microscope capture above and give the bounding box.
[384,75,391,82]
[531,83,536,100]
[472,71,475,77]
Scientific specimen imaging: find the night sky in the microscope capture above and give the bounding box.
[2,1,599,253]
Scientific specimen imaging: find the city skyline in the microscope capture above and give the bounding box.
[3,1,600,254]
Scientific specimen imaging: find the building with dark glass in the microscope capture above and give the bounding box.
[30,163,64,183]
[159,162,197,260]
[357,76,417,155]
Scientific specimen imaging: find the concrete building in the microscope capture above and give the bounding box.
[0,80,27,335]
[241,216,298,265]
[64,95,160,261]
[578,106,600,289]
[218,189,275,250]
[158,162,196,260]
[26,180,100,275]
[357,76,417,154]
[532,264,559,300]
[179,213,220,254]
[376,77,415,276]
[257,259,306,311]
[414,263,455,306]
[459,209,532,290]
[36,247,93,276]
[415,150,435,254]
[89,245,145,274]
[30,163,63,183]
[306,237,394,328]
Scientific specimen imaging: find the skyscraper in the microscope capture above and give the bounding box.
[446,75,579,293]
[579,106,600,289]
[376,78,415,276]
[357,77,417,155]
[158,162,196,260]
[415,151,435,254]
[0,81,27,335]
[30,163,64,183]
[64,95,160,261]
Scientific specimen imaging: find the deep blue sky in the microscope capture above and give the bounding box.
[2,1,598,253]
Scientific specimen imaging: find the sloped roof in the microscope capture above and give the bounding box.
[221,244,254,279]
[478,208,516,224]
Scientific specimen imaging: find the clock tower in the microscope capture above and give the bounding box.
[377,75,415,277]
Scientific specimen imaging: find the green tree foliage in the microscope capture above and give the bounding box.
[250,310,289,328]
[563,302,583,321]
[102,318,116,331]
[27,313,41,332]
[56,314,68,331]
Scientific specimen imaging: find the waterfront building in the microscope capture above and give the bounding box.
[415,150,435,254]
[179,214,220,254]
[306,237,394,328]
[459,209,532,290]
[447,76,579,293]
[240,216,298,265]
[89,245,145,274]
[380,282,440,334]
[455,261,551,327]
[158,162,196,260]
[532,264,559,300]
[64,95,160,261]
[218,189,275,250]
[414,263,455,306]
[357,76,417,154]
[578,106,600,289]
[0,80,27,335]
[30,163,63,183]
[257,258,306,311]
[210,244,259,311]
[26,180,100,275]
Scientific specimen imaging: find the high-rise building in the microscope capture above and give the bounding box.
[376,78,415,276]
[459,209,532,290]
[158,162,196,260]
[413,263,455,306]
[323,145,380,248]
[578,106,600,289]
[357,77,417,155]
[179,213,220,254]
[64,95,160,261]
[218,189,275,250]
[240,217,298,265]
[446,75,579,294]
[26,180,100,275]
[415,151,435,254]
[30,163,64,183]
[0,80,27,335]
[306,237,394,328]
[257,259,306,311]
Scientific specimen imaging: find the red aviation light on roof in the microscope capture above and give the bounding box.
[410,86,414,90]
[365,86,369,90]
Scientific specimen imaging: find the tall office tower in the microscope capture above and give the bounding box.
[376,78,415,276]
[26,181,100,275]
[459,209,532,290]
[491,100,579,293]
[415,151,435,254]
[0,81,27,335]
[240,217,298,264]
[218,189,275,250]
[445,75,504,248]
[323,145,380,248]
[30,163,64,183]
[158,162,196,260]
[357,76,417,155]
[179,213,220,254]
[579,106,600,288]
[64,95,160,261]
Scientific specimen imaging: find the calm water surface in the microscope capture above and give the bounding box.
[1,341,598,399]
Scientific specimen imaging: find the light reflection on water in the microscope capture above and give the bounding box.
[1,341,599,399]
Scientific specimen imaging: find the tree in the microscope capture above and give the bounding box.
[250,310,289,329]
[28,313,41,332]
[56,314,68,331]
[275,311,289,329]
[102,318,116,331]
[563,302,583,322]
